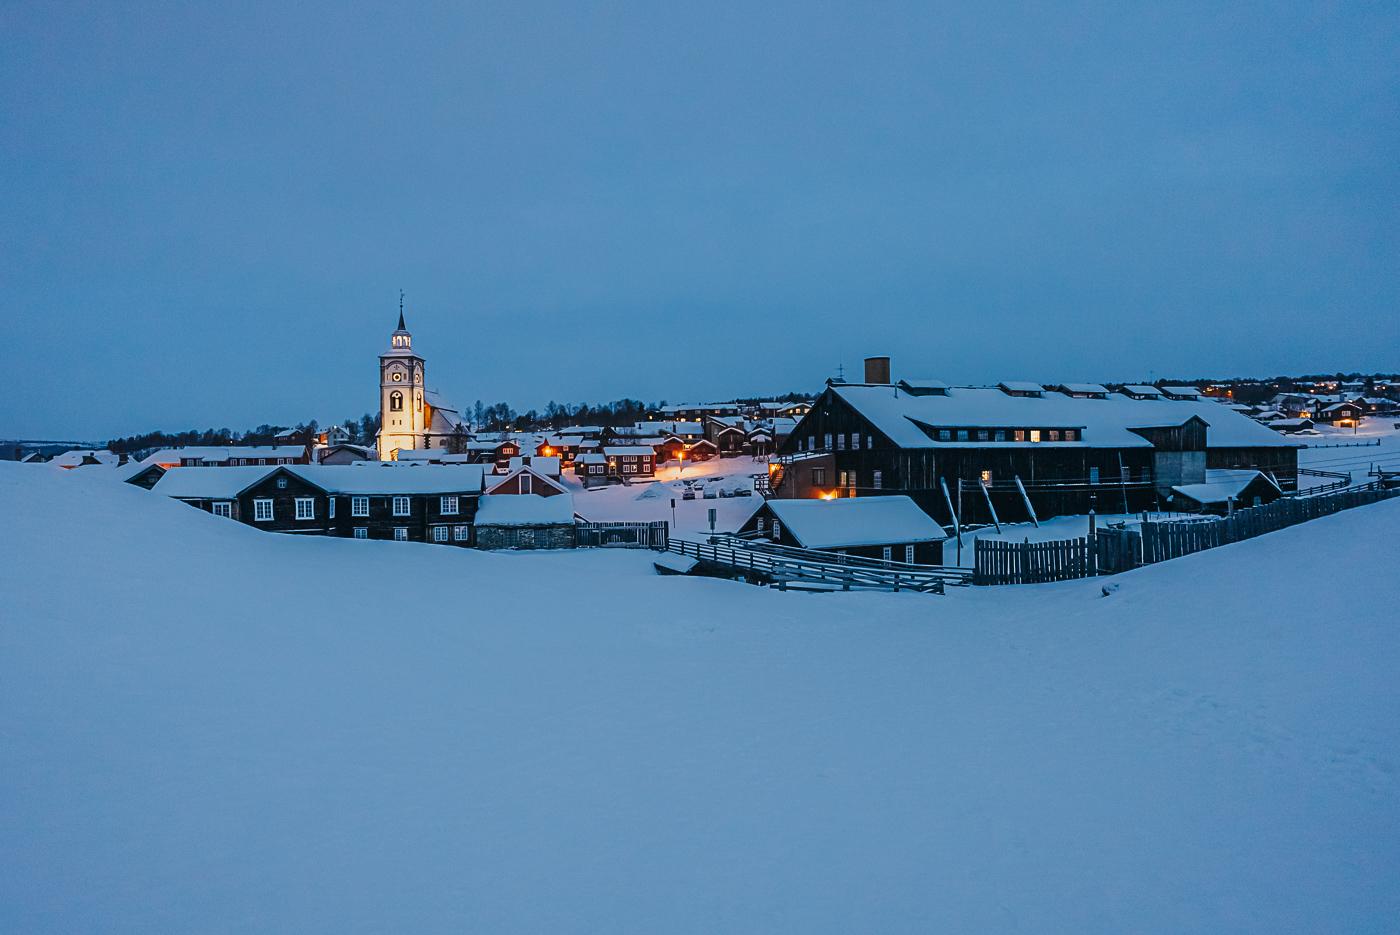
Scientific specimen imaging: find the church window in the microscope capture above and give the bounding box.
[253,499,274,522]
[294,497,315,520]
[392,496,411,516]
[393,527,408,541]
[351,496,369,517]
[441,495,459,515]
[390,391,403,411]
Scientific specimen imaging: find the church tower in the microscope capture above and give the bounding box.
[378,301,427,460]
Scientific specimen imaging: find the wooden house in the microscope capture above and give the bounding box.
[767,357,1301,527]
[737,496,946,565]
[1316,401,1365,427]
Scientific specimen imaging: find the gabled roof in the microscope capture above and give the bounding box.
[603,446,656,457]
[154,466,283,499]
[1171,470,1279,506]
[1160,386,1203,398]
[1057,383,1110,396]
[475,493,576,526]
[1120,385,1163,397]
[827,383,1299,449]
[763,496,948,548]
[998,381,1045,395]
[489,464,567,495]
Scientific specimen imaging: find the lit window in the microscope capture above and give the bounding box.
[1014,430,1026,442]
[441,495,459,515]
[980,470,992,484]
[392,496,410,516]
[351,496,369,517]
[390,391,403,412]
[1048,430,1060,442]
[294,497,315,520]
[353,527,367,539]
[1029,430,1041,443]
[211,501,232,518]
[253,498,274,522]
[393,527,408,541]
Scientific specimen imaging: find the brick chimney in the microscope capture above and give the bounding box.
[864,356,891,385]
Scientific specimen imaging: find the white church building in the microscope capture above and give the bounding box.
[377,310,465,460]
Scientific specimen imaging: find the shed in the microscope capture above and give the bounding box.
[738,495,947,565]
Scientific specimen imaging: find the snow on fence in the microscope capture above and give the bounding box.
[974,484,1398,585]
[576,521,669,550]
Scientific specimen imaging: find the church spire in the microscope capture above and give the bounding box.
[397,289,406,331]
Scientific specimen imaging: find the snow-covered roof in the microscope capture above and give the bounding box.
[603,446,655,457]
[475,493,576,526]
[763,496,947,549]
[1161,386,1203,398]
[144,446,305,465]
[293,464,486,494]
[829,384,1299,450]
[1121,385,1163,397]
[577,453,606,464]
[1321,402,1360,413]
[508,455,561,476]
[998,381,1045,394]
[1058,383,1110,396]
[155,466,281,499]
[50,449,119,468]
[1172,470,1279,506]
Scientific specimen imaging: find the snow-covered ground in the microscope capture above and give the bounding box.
[564,455,766,535]
[1298,421,1400,483]
[3,462,1399,933]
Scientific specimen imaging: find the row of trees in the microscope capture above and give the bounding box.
[107,391,813,452]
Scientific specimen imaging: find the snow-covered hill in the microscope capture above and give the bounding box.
[2,462,1397,933]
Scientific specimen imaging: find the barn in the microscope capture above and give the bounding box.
[767,358,1302,527]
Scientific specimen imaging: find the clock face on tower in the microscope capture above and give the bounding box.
[391,371,403,382]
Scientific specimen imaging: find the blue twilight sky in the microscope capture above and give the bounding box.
[2,1,1397,439]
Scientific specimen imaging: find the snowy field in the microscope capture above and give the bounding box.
[1298,421,1400,483]
[3,462,1399,933]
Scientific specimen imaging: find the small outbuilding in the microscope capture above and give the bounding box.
[474,493,578,549]
[738,495,947,565]
[1169,469,1282,514]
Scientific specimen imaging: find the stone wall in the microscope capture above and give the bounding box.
[475,524,577,550]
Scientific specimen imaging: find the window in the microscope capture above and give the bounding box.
[328,497,336,518]
[904,545,915,564]
[993,430,1005,442]
[882,546,893,562]
[956,430,969,441]
[392,496,410,517]
[836,433,846,450]
[823,433,832,449]
[757,516,766,535]
[295,497,315,520]
[865,436,872,449]
[1065,429,1078,441]
[276,476,288,489]
[390,391,403,411]
[772,520,781,541]
[441,495,459,515]
[807,436,815,451]
[872,470,882,489]
[353,526,368,539]
[393,527,408,541]
[938,429,951,441]
[1089,467,1100,484]
[351,496,369,517]
[1014,430,1026,442]
[433,525,448,543]
[1029,430,1042,443]
[980,470,992,484]
[812,467,826,486]
[211,501,232,518]
[977,430,989,441]
[1048,430,1060,442]
[253,498,274,522]
[453,525,470,542]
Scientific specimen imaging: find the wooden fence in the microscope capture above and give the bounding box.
[974,485,1397,585]
[576,521,669,550]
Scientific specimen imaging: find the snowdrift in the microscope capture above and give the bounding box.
[2,462,1398,933]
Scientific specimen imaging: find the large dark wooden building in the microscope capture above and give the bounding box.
[767,358,1303,527]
